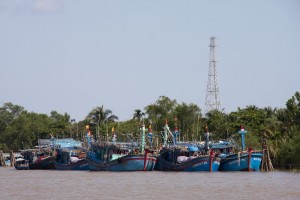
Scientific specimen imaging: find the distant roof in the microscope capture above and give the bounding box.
[38,138,82,148]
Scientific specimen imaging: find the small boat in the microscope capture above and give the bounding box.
[86,124,157,171]
[155,121,220,172]
[14,158,29,170]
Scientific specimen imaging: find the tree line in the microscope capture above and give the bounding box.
[0,92,299,169]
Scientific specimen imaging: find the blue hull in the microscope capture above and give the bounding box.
[219,152,262,171]
[14,161,30,170]
[54,159,89,170]
[86,153,157,171]
[156,156,220,172]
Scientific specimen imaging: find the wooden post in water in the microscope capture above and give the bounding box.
[248,148,252,172]
[0,150,6,167]
[267,147,274,171]
[10,150,15,167]
[260,138,274,172]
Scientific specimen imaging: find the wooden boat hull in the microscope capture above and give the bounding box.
[54,159,89,170]
[86,153,157,171]
[219,152,262,171]
[156,156,220,172]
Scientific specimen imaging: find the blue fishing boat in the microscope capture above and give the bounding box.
[155,121,220,172]
[218,150,262,171]
[87,147,157,171]
[212,126,263,171]
[86,124,157,171]
[54,147,89,170]
[52,138,89,170]
[156,147,220,172]
[54,158,89,170]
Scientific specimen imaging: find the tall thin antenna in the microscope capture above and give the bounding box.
[204,37,222,114]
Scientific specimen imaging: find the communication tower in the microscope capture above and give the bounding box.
[204,37,222,114]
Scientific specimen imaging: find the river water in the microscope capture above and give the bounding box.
[1,167,299,200]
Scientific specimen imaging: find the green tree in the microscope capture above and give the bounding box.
[174,102,202,141]
[204,109,228,140]
[263,108,283,161]
[145,96,177,132]
[285,91,300,126]
[225,106,273,150]
[0,102,24,134]
[113,120,140,142]
[1,112,52,151]
[274,91,300,168]
[0,103,25,151]
[49,111,71,138]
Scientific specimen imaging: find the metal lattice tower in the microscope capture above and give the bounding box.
[204,37,222,114]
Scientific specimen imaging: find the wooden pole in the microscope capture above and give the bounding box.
[261,149,265,171]
[0,150,6,167]
[267,147,274,171]
[248,148,252,172]
[260,139,274,172]
[10,150,15,167]
[143,149,148,171]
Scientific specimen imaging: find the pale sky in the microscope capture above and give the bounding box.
[0,0,299,121]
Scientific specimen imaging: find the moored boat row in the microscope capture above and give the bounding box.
[13,124,263,172]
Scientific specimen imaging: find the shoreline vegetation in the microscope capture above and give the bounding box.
[1,91,300,170]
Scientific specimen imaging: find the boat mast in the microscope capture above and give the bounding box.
[148,123,153,148]
[238,126,247,151]
[163,120,168,147]
[163,119,175,147]
[140,120,146,154]
[204,126,210,152]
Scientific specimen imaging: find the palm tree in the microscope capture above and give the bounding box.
[87,106,118,124]
[133,109,145,134]
[86,106,118,139]
[133,109,145,122]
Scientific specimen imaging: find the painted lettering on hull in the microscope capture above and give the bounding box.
[192,161,208,167]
